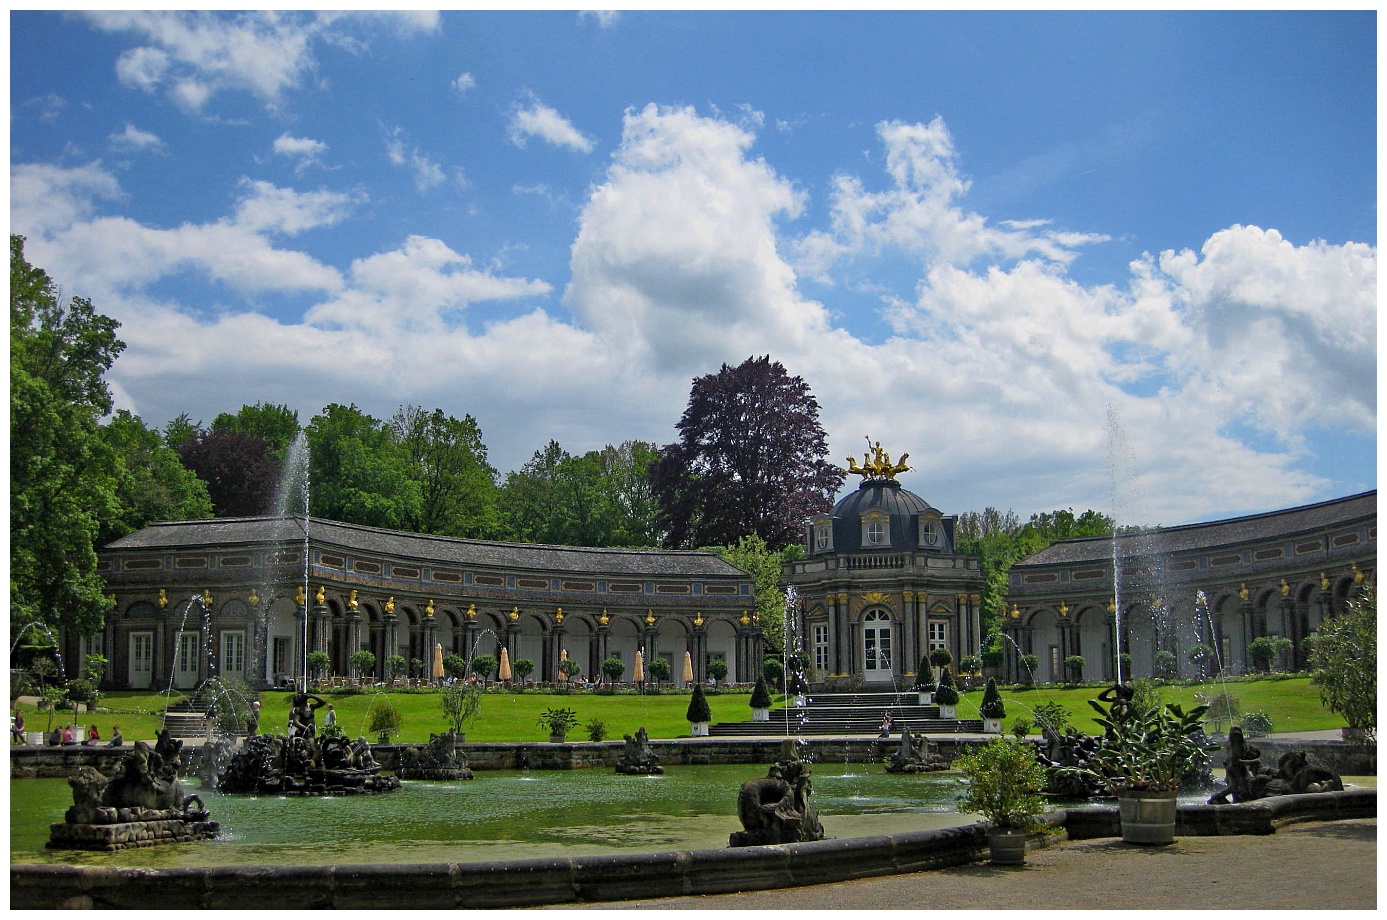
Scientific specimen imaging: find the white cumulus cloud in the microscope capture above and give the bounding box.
[508,94,595,153]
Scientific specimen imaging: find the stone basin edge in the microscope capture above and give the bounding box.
[10,789,1373,909]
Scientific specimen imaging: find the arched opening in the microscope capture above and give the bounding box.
[861,608,894,681]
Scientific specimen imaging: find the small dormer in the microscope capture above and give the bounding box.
[918,510,944,551]
[809,515,834,555]
[860,509,891,549]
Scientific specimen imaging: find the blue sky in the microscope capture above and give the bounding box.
[9,11,1377,526]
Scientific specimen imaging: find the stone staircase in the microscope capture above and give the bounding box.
[160,696,208,739]
[709,690,984,736]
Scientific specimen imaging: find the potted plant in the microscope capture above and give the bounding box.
[1058,691,1212,845]
[979,677,1005,733]
[366,696,403,744]
[928,647,953,682]
[915,654,936,704]
[749,676,772,722]
[934,666,960,718]
[954,738,1051,865]
[348,648,377,681]
[686,683,712,736]
[537,707,580,742]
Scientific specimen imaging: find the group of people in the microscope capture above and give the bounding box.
[10,710,124,747]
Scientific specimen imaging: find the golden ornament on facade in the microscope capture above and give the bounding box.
[739,612,751,626]
[1280,579,1290,596]
[201,588,214,608]
[1058,601,1069,618]
[508,607,519,621]
[1107,597,1116,614]
[1352,562,1364,583]
[315,585,325,605]
[296,585,306,606]
[1320,572,1330,590]
[248,588,259,606]
[645,610,656,626]
[465,603,477,620]
[426,599,435,617]
[348,589,359,610]
[599,610,610,626]
[862,591,891,606]
[1010,603,1020,619]
[554,608,564,623]
[158,589,168,609]
[1239,583,1249,601]
[385,596,395,615]
[693,612,704,627]
[846,438,912,481]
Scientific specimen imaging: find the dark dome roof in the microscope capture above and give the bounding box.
[831,479,936,519]
[815,479,950,555]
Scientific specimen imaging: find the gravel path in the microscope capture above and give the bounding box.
[562,818,1376,911]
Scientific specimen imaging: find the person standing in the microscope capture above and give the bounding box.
[11,710,26,744]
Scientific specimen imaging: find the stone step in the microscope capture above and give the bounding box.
[709,717,985,736]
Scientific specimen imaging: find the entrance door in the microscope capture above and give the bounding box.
[174,633,200,689]
[128,632,153,689]
[220,630,246,680]
[862,609,893,680]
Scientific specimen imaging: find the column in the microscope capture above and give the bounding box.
[549,615,566,685]
[835,592,850,676]
[969,593,982,660]
[902,591,917,680]
[596,612,611,676]
[383,611,400,676]
[421,611,438,681]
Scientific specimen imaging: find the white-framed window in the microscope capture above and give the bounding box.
[928,621,947,650]
[920,519,939,546]
[814,522,832,551]
[813,624,829,672]
[860,512,889,548]
[220,630,246,676]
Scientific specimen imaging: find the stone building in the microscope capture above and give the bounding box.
[782,444,985,690]
[88,516,759,692]
[1003,490,1376,684]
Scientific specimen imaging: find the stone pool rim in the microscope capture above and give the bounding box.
[11,789,1374,909]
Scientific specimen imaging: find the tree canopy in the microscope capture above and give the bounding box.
[99,410,213,542]
[10,235,124,635]
[175,426,281,517]
[652,356,844,551]
[501,439,660,547]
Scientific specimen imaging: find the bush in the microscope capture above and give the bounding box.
[471,654,497,682]
[1241,711,1274,737]
[63,678,94,706]
[307,651,332,680]
[366,697,403,741]
[954,739,1050,832]
[537,707,580,737]
[348,649,377,678]
[1019,654,1040,682]
[1009,716,1033,739]
[979,677,1005,719]
[761,658,784,690]
[1187,643,1214,676]
[1195,689,1241,732]
[960,655,982,675]
[685,683,712,723]
[1153,649,1178,679]
[915,655,936,691]
[1063,655,1085,683]
[585,718,607,742]
[980,637,1005,670]
[513,658,536,682]
[442,654,467,680]
[1247,637,1277,673]
[749,676,772,710]
[1307,581,1375,733]
[928,647,953,669]
[706,657,729,685]
[385,655,407,682]
[647,656,671,685]
[934,667,960,706]
[440,684,483,734]
[557,658,582,683]
[601,657,625,686]
[1029,701,1071,740]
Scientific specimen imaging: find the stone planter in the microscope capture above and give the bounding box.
[938,704,956,719]
[548,732,567,744]
[982,717,1002,734]
[987,829,1028,866]
[916,691,933,705]
[751,708,770,722]
[1117,789,1178,845]
[690,722,709,737]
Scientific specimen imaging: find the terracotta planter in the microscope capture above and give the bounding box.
[988,829,1028,865]
[1118,790,1178,845]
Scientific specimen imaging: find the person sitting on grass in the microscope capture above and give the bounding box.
[11,710,25,744]
[107,726,124,747]
[83,724,99,745]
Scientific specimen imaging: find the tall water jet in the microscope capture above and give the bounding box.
[1106,406,1130,685]
[270,431,311,691]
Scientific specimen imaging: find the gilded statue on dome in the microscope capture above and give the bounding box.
[847,438,911,481]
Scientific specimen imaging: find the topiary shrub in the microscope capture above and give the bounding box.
[979,677,1005,719]
[749,676,772,710]
[928,647,953,670]
[934,666,960,706]
[686,683,712,723]
[915,655,936,691]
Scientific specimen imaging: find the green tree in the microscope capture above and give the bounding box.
[600,656,625,686]
[646,655,671,686]
[513,658,536,683]
[652,356,844,551]
[306,651,332,680]
[470,654,497,683]
[706,656,729,686]
[686,683,712,724]
[211,402,301,459]
[439,683,484,734]
[11,235,123,638]
[100,410,213,542]
[391,405,502,538]
[348,649,377,679]
[596,440,662,546]
[307,403,420,528]
[384,654,407,682]
[175,426,280,517]
[442,654,467,680]
[1307,582,1375,736]
[712,534,788,653]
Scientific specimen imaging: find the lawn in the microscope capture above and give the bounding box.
[16,676,1340,744]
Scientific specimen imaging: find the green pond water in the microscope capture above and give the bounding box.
[11,765,979,867]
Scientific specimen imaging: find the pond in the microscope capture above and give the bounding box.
[11,764,979,867]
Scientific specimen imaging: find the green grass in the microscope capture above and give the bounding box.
[15,676,1340,744]
[986,676,1341,736]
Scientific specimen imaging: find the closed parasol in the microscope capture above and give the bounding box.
[432,642,444,680]
[633,649,645,682]
[498,646,512,681]
[682,650,694,685]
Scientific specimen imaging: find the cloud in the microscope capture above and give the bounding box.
[272,133,328,172]
[108,123,166,154]
[508,94,595,153]
[385,127,455,192]
[579,11,620,28]
[84,11,438,113]
[793,117,1108,282]
[452,72,476,94]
